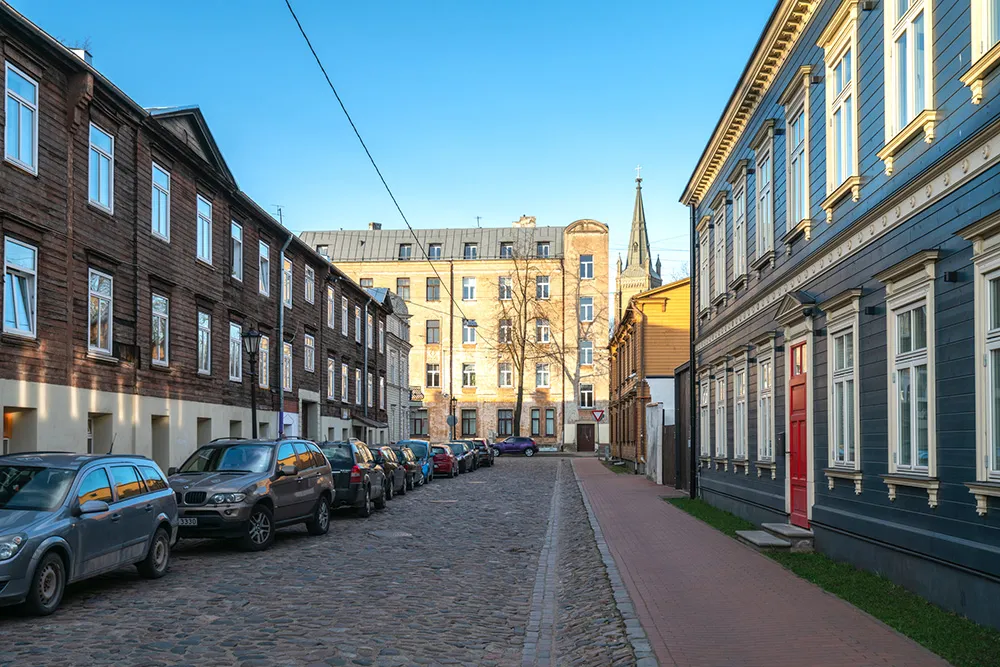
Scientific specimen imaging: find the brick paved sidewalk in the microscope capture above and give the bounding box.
[574,458,949,667]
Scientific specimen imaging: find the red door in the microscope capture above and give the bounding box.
[789,342,809,528]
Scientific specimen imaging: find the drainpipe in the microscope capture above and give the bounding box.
[689,204,698,499]
[363,294,375,420]
[277,234,293,437]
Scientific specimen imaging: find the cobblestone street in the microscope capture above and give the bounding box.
[0,458,637,667]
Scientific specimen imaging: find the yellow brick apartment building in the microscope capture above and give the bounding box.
[300,217,609,451]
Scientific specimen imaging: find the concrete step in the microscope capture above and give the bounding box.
[736,530,791,551]
[761,523,814,553]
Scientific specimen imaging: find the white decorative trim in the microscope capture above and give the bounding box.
[883,474,939,508]
[965,482,1000,516]
[825,467,863,494]
[822,289,861,472]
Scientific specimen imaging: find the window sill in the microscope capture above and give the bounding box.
[728,274,748,292]
[824,467,862,494]
[152,233,170,245]
[755,460,777,479]
[714,457,728,472]
[699,455,711,469]
[965,481,1000,516]
[782,218,812,256]
[960,42,1000,104]
[881,473,939,508]
[87,351,119,364]
[150,362,172,372]
[86,200,115,218]
[750,250,775,272]
[4,156,39,177]
[732,457,749,475]
[877,109,938,176]
[820,176,862,223]
[2,332,39,347]
[711,292,727,310]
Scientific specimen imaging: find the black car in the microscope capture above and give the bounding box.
[371,446,406,498]
[446,441,474,473]
[319,441,387,517]
[462,439,494,467]
[391,445,421,490]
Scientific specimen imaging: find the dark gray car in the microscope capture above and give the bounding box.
[0,452,177,616]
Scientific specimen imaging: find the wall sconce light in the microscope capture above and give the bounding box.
[861,0,877,10]
[943,271,959,283]
[864,306,878,315]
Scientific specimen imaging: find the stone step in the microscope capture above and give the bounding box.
[735,530,791,551]
[760,523,814,553]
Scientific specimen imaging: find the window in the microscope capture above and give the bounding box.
[698,226,710,312]
[367,312,374,349]
[536,363,550,388]
[111,465,144,501]
[580,296,594,322]
[428,243,442,259]
[197,311,212,374]
[426,319,440,344]
[327,358,335,399]
[463,363,476,387]
[426,363,440,388]
[379,376,386,409]
[536,318,550,343]
[580,383,594,409]
[360,278,373,288]
[326,286,335,328]
[317,244,329,258]
[462,319,477,344]
[713,206,726,299]
[259,335,269,389]
[230,222,243,281]
[820,8,859,194]
[972,0,1000,67]
[341,297,348,336]
[396,277,410,301]
[758,356,774,461]
[831,329,857,467]
[367,372,373,408]
[341,362,349,402]
[88,124,114,212]
[580,254,594,279]
[398,244,412,260]
[229,322,242,381]
[426,277,440,301]
[733,181,747,278]
[282,255,292,308]
[304,334,315,372]
[305,266,315,304]
[151,164,170,241]
[536,242,550,258]
[462,277,476,300]
[755,138,774,257]
[715,373,727,458]
[536,275,550,300]
[412,409,429,436]
[500,242,514,258]
[786,92,809,227]
[885,0,931,139]
[355,369,362,405]
[379,320,385,353]
[499,362,513,387]
[891,302,931,472]
[734,364,747,460]
[282,342,293,392]
[461,409,477,436]
[700,376,711,457]
[151,294,169,366]
[355,305,362,342]
[259,241,270,296]
[3,237,36,337]
[4,64,37,173]
[580,340,593,366]
[77,468,113,505]
[499,409,514,436]
[196,195,212,264]
[531,408,540,436]
[546,408,556,436]
[499,276,512,300]
[88,269,113,355]
[499,318,512,343]
[464,243,478,260]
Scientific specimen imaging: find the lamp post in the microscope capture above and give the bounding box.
[242,327,263,438]
[449,396,457,440]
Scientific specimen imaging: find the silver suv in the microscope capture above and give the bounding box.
[168,438,334,551]
[0,453,177,615]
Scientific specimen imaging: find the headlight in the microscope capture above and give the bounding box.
[209,493,246,505]
[0,534,26,561]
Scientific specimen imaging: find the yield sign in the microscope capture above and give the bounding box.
[591,410,605,422]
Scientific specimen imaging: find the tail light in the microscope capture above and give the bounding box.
[350,465,362,484]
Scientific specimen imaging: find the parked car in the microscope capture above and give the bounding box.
[496,436,538,457]
[464,439,495,467]
[371,446,407,498]
[391,445,421,490]
[432,444,459,478]
[168,438,334,551]
[446,441,475,473]
[0,452,177,615]
[319,441,386,517]
[398,439,433,483]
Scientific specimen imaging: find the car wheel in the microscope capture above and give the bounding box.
[524,447,535,457]
[241,504,275,551]
[408,474,415,490]
[306,496,331,535]
[358,486,373,517]
[24,551,65,616]
[137,527,171,579]
[373,484,387,510]
[399,477,407,496]
[493,448,501,457]
[452,466,459,478]
[386,481,394,500]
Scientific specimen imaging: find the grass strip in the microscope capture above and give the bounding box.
[666,497,1000,667]
[601,460,631,475]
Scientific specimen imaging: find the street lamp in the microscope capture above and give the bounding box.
[449,396,458,440]
[242,327,263,438]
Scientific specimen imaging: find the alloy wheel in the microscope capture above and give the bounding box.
[249,510,272,545]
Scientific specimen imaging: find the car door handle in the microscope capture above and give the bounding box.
[111,513,122,522]
[144,504,153,512]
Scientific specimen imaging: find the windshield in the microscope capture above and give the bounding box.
[179,444,272,474]
[432,447,450,456]
[320,445,353,469]
[406,442,428,458]
[0,466,76,511]
[449,443,466,453]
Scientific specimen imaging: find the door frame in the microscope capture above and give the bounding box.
[781,320,814,524]
[576,423,596,452]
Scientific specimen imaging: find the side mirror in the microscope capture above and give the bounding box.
[279,464,298,477]
[167,467,178,476]
[78,499,110,515]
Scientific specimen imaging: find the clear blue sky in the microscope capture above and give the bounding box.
[16,0,773,280]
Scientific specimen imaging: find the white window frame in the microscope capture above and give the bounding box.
[428,243,442,259]
[282,341,293,392]
[327,358,336,400]
[341,297,349,336]
[341,362,349,402]
[4,63,38,174]
[88,123,114,214]
[196,195,213,264]
[229,322,242,382]
[699,373,712,457]
[462,319,477,344]
[499,362,513,388]
[379,320,385,353]
[327,286,335,328]
[820,4,860,196]
[757,351,775,462]
[536,275,550,300]
[88,268,114,355]
[753,126,775,259]
[580,254,594,280]
[3,237,37,338]
[367,372,373,408]
[883,0,933,140]
[732,177,747,279]
[537,242,550,258]
[151,163,171,242]
[427,363,441,388]
[259,335,270,389]
[712,202,726,299]
[825,293,861,470]
[580,383,594,409]
[698,221,711,313]
[367,312,374,349]
[715,369,727,459]
[151,293,169,367]
[355,369,362,405]
[355,305,362,342]
[972,0,1000,61]
[965,220,1000,482]
[259,241,270,296]
[462,277,476,301]
[305,265,315,304]
[499,276,512,301]
[536,318,551,344]
[580,296,594,322]
[231,221,243,281]
[463,362,476,388]
[536,363,550,389]
[379,376,386,409]
[464,243,478,260]
[304,334,315,372]
[197,310,212,375]
[580,339,594,366]
[734,358,747,460]
[282,255,292,309]
[784,86,810,230]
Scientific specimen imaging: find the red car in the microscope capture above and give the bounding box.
[432,444,459,478]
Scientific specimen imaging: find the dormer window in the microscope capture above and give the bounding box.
[398,244,412,260]
[464,243,478,260]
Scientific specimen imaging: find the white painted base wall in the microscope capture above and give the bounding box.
[647,377,676,426]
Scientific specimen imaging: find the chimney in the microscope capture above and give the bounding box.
[70,48,93,66]
[368,222,382,230]
[512,215,536,228]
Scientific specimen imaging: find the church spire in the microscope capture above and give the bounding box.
[626,174,650,270]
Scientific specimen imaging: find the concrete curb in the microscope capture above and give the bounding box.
[572,462,660,667]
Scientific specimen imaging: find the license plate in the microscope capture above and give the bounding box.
[177,517,198,527]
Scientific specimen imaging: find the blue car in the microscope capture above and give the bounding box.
[397,439,433,483]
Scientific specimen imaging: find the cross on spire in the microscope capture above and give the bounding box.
[634,164,642,182]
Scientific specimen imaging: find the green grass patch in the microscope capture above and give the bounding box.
[601,460,631,475]
[666,497,1000,667]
